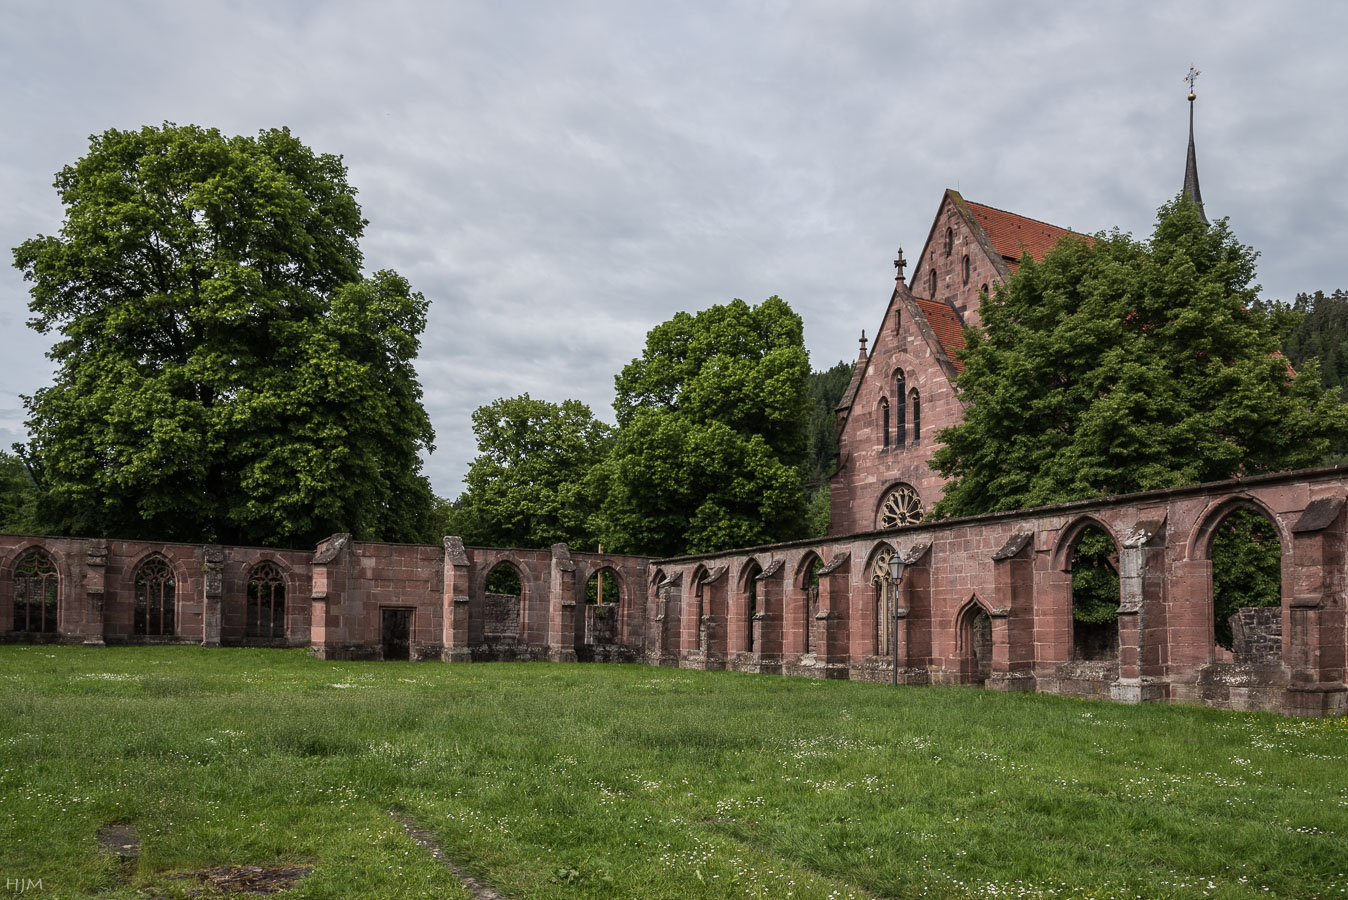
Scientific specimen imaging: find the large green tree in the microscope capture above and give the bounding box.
[451,394,611,549]
[592,296,811,556]
[13,124,437,547]
[933,198,1348,518]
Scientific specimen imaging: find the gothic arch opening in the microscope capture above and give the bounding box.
[246,561,286,640]
[585,568,620,606]
[12,547,58,635]
[799,553,824,655]
[869,544,897,657]
[955,598,993,684]
[740,560,762,652]
[1198,502,1284,664]
[1067,524,1120,661]
[483,560,525,644]
[133,554,176,637]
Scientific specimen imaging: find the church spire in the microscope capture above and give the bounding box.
[1182,64,1209,225]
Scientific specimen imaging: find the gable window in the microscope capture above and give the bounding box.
[894,309,901,333]
[929,269,937,298]
[13,548,58,633]
[980,283,989,296]
[963,254,971,285]
[911,390,922,445]
[945,227,954,256]
[134,555,176,636]
[895,372,907,445]
[880,397,890,448]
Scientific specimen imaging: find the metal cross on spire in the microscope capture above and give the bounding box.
[1185,64,1200,99]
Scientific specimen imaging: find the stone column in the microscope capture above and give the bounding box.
[1112,518,1166,704]
[814,552,850,677]
[309,534,351,660]
[1287,497,1348,714]
[988,531,1034,692]
[547,543,578,663]
[441,537,473,663]
[82,540,108,646]
[201,545,224,648]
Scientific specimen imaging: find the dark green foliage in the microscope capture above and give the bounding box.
[1276,289,1348,462]
[584,569,618,605]
[1280,289,1348,392]
[932,198,1348,518]
[1211,507,1282,649]
[592,297,812,557]
[485,564,522,596]
[0,451,38,534]
[452,394,611,550]
[802,360,854,537]
[1071,528,1120,625]
[12,124,437,547]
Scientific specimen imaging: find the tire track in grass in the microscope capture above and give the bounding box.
[390,810,505,900]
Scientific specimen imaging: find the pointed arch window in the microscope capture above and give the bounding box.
[895,372,907,446]
[911,390,921,445]
[13,548,58,633]
[929,269,937,298]
[247,561,286,639]
[880,397,890,448]
[962,254,971,285]
[945,226,954,256]
[134,555,176,636]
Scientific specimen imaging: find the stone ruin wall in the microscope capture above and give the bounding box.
[4,465,1348,716]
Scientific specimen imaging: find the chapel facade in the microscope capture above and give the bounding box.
[827,190,1079,535]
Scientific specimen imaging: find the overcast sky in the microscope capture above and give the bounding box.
[4,1,1346,500]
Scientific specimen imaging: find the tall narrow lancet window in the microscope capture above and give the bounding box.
[911,390,921,445]
[945,226,954,256]
[134,555,176,636]
[880,397,890,448]
[895,373,907,446]
[962,254,971,285]
[247,561,286,639]
[929,269,937,298]
[13,548,58,633]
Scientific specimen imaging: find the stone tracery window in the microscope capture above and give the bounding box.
[879,484,924,529]
[871,547,895,655]
[247,561,286,639]
[13,548,58,633]
[134,555,176,636]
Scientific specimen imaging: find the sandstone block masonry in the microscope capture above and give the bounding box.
[4,466,1348,716]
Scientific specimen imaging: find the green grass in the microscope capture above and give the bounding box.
[2,647,1346,899]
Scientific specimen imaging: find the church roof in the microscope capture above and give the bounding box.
[965,201,1077,273]
[913,297,966,372]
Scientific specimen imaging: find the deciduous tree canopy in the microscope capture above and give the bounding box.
[12,124,437,547]
[592,296,811,556]
[451,394,611,550]
[932,199,1348,518]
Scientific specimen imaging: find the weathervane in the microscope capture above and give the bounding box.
[1185,64,1200,101]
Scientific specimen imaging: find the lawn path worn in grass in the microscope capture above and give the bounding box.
[1,645,1346,898]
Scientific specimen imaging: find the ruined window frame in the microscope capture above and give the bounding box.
[246,560,287,640]
[13,547,58,634]
[133,554,176,637]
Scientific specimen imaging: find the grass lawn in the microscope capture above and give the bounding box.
[1,647,1346,899]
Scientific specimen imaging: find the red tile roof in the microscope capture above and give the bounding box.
[966,201,1077,273]
[914,297,966,372]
